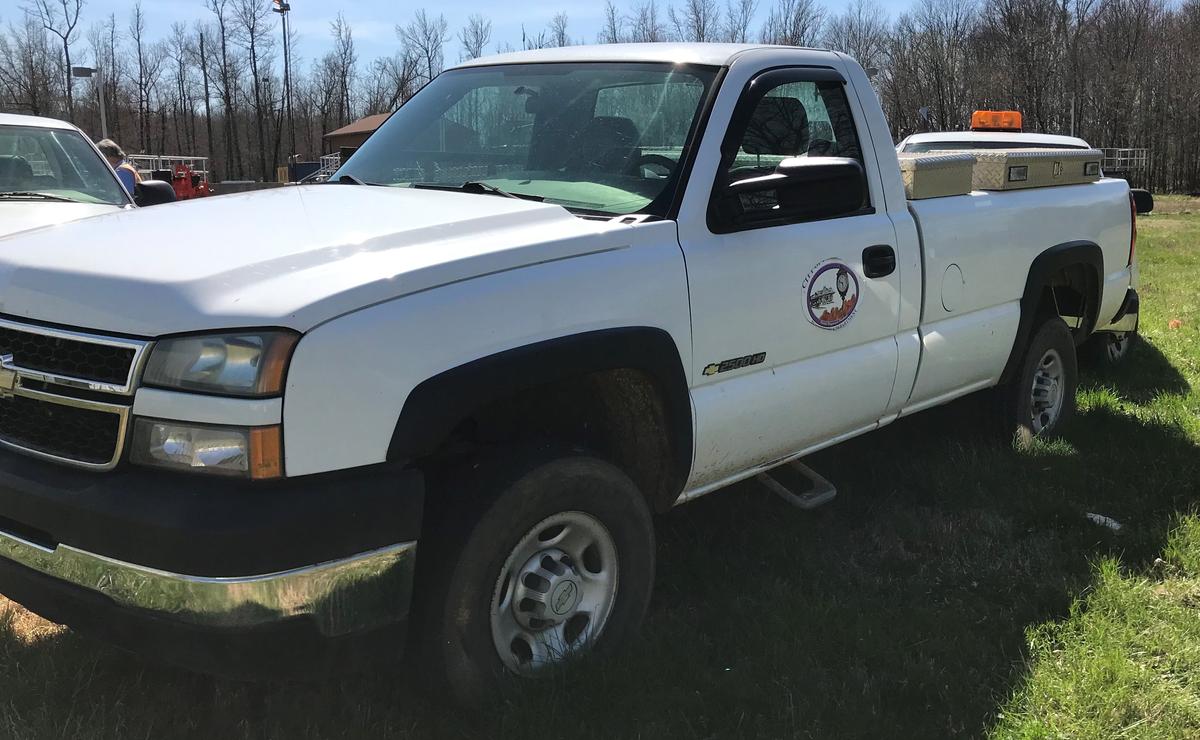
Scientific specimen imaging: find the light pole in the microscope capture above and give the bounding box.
[71,65,108,139]
[272,0,295,176]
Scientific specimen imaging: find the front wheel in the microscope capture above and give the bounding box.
[421,453,655,702]
[998,317,1078,445]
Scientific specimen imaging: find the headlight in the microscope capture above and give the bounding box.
[130,419,283,478]
[144,331,298,396]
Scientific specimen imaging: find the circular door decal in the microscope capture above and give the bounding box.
[803,259,860,330]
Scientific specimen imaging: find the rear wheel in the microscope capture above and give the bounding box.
[1082,325,1138,365]
[419,453,655,703]
[999,317,1078,445]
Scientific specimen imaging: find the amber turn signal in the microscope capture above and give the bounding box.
[249,425,284,479]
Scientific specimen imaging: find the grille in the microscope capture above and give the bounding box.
[0,394,121,465]
[0,326,135,385]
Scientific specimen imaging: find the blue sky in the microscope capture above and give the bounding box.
[63,0,912,70]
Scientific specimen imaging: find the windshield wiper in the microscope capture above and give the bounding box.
[335,174,381,186]
[411,181,544,202]
[0,191,77,202]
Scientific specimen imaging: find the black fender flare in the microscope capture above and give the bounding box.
[388,326,693,491]
[999,240,1103,384]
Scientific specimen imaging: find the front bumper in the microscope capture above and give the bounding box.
[0,448,425,677]
[0,536,415,678]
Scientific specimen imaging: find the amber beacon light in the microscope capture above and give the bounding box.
[970,110,1023,132]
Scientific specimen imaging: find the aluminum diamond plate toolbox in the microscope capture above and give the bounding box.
[970,148,1104,191]
[897,152,976,199]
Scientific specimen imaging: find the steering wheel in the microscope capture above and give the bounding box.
[630,153,677,178]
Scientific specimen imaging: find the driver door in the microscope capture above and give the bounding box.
[679,66,903,490]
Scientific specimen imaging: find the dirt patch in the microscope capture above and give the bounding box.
[0,596,64,645]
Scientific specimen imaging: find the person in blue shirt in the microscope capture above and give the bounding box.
[96,139,140,195]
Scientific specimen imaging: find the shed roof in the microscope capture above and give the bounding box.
[323,113,390,139]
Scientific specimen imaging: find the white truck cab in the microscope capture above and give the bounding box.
[0,44,1141,697]
[0,113,134,237]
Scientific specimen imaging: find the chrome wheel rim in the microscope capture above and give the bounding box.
[490,511,619,675]
[1030,348,1065,434]
[1106,332,1130,362]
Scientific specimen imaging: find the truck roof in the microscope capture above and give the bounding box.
[0,112,79,131]
[897,131,1090,150]
[451,42,836,70]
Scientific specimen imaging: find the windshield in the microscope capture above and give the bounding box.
[903,141,1088,153]
[0,125,129,205]
[334,62,718,217]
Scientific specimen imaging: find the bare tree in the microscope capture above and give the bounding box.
[521,25,550,49]
[722,0,759,42]
[549,13,571,47]
[981,0,1054,130]
[400,10,448,84]
[195,22,215,171]
[87,12,123,141]
[0,15,59,115]
[600,0,626,42]
[310,52,346,149]
[206,0,242,178]
[233,0,275,180]
[458,13,492,60]
[823,0,889,72]
[761,0,826,45]
[129,2,165,152]
[165,22,196,154]
[670,0,723,41]
[885,0,979,135]
[329,13,356,127]
[360,50,420,113]
[25,0,84,119]
[630,0,669,41]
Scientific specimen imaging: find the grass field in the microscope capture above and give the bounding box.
[1,198,1198,739]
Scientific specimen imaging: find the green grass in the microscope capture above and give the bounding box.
[1,200,1198,739]
[991,199,1200,739]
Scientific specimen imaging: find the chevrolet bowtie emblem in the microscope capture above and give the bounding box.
[0,354,18,397]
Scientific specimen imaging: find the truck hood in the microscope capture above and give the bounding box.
[0,185,615,336]
[0,201,125,239]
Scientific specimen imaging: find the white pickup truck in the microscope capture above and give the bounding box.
[0,44,1141,697]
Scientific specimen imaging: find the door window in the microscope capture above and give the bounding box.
[711,71,869,229]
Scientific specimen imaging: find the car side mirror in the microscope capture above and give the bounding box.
[720,157,867,229]
[1131,188,1154,215]
[134,179,176,207]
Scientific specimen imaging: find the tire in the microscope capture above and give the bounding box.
[998,317,1078,446]
[1082,325,1138,365]
[417,452,655,704]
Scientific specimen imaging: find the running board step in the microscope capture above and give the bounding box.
[757,461,838,510]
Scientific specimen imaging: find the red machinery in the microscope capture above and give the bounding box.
[170,161,211,199]
[128,155,212,200]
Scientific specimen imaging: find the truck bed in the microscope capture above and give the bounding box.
[903,178,1133,410]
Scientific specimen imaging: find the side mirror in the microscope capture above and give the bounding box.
[722,157,867,228]
[1131,188,1154,215]
[134,179,177,207]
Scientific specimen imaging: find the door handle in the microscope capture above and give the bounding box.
[862,245,896,278]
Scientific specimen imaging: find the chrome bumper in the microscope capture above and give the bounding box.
[0,530,416,636]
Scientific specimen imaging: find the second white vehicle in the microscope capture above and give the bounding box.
[0,113,175,237]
